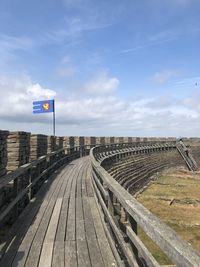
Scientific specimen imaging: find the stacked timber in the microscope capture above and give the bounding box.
[128,137,132,143]
[100,137,106,145]
[96,137,101,145]
[110,137,115,144]
[105,137,110,144]
[63,136,74,153]
[141,137,148,142]
[79,136,85,147]
[84,136,96,148]
[0,130,8,178]
[30,134,47,161]
[114,137,124,144]
[6,131,30,172]
[124,137,129,143]
[47,136,56,153]
[136,137,141,142]
[56,136,64,149]
[74,136,84,147]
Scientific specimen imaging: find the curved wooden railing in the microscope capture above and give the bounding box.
[0,145,93,226]
[90,143,200,267]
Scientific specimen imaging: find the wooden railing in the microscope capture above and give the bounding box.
[0,145,94,226]
[90,143,200,267]
[176,141,198,171]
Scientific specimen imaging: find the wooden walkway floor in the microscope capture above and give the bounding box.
[0,157,118,267]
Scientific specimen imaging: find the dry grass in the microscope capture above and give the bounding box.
[136,168,200,264]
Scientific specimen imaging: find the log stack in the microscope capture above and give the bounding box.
[56,136,64,150]
[105,137,110,144]
[47,136,56,153]
[0,130,9,178]
[128,137,132,143]
[74,136,84,148]
[84,136,96,148]
[124,137,129,143]
[63,136,75,150]
[110,137,115,144]
[6,131,30,172]
[30,134,47,161]
[95,137,101,145]
[100,137,106,145]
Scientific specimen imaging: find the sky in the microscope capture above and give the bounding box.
[0,0,200,137]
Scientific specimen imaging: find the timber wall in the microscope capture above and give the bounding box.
[1,129,200,178]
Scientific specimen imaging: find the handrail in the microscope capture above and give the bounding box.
[90,144,200,267]
[0,148,83,224]
[176,141,198,171]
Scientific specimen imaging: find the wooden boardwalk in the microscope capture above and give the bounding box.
[0,156,117,267]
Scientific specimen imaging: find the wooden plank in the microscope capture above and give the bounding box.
[38,243,54,267]
[76,197,85,240]
[85,162,94,197]
[126,225,160,267]
[65,195,76,241]
[44,198,63,242]
[65,162,82,241]
[65,241,77,267]
[55,164,78,242]
[76,161,84,198]
[83,197,104,267]
[52,241,64,267]
[0,165,70,267]
[77,239,91,267]
[88,197,118,267]
[25,168,68,267]
[38,198,63,267]
[92,178,139,267]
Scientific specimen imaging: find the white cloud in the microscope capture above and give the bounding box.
[84,72,119,95]
[0,74,200,137]
[151,69,180,84]
[55,56,76,77]
[56,67,76,77]
[0,75,56,119]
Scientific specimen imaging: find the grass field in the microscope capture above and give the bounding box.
[136,168,200,264]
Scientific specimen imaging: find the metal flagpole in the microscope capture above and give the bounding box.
[53,99,55,136]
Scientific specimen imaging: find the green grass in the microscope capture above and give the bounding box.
[136,170,200,264]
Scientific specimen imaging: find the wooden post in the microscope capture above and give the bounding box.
[28,169,33,201]
[13,177,19,221]
[128,215,139,260]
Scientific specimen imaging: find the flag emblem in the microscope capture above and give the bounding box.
[42,102,50,111]
[33,99,54,114]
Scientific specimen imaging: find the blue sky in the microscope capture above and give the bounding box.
[0,0,200,137]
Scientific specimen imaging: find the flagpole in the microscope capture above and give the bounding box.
[53,99,55,136]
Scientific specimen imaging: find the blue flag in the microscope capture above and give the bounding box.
[33,99,54,114]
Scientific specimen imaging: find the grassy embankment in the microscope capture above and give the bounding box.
[136,169,200,265]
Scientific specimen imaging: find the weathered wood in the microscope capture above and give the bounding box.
[126,226,160,267]
[90,145,200,267]
[83,197,106,267]
[92,175,139,267]
[65,241,77,267]
[77,239,91,267]
[0,156,119,267]
[1,164,69,267]
[89,197,118,267]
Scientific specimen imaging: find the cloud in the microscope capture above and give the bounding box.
[84,72,119,95]
[121,31,178,54]
[148,0,194,7]
[151,69,180,84]
[0,34,34,51]
[0,75,56,120]
[55,56,76,78]
[0,74,200,136]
